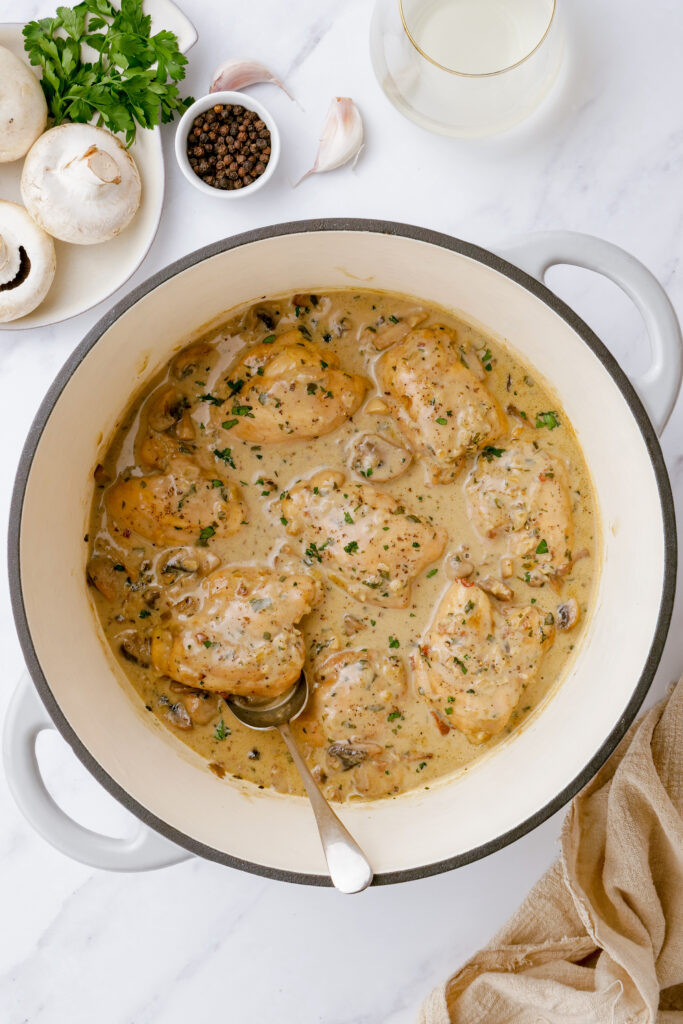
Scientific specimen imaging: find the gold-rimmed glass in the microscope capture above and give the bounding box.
[370,0,563,137]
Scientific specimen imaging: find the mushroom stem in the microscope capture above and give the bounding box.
[69,145,122,185]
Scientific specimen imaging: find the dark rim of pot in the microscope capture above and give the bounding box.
[7,219,678,886]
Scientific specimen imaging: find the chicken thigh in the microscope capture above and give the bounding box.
[296,649,409,799]
[104,457,245,548]
[465,440,575,574]
[151,566,322,699]
[375,325,507,484]
[281,469,447,607]
[214,330,367,443]
[413,580,554,744]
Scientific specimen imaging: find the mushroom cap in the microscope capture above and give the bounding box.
[0,200,56,322]
[0,46,47,163]
[21,123,142,245]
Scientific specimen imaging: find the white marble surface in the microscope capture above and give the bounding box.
[2,1,683,1021]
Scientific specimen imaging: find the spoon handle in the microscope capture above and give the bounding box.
[278,722,373,894]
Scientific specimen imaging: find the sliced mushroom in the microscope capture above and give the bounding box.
[0,46,47,163]
[343,614,365,636]
[145,386,189,433]
[183,691,220,725]
[328,741,382,771]
[445,548,474,580]
[362,310,429,350]
[557,597,579,631]
[21,124,142,245]
[0,201,56,323]
[347,432,412,482]
[160,698,192,730]
[86,555,122,601]
[171,343,214,380]
[119,631,151,667]
[479,575,513,601]
[500,556,513,579]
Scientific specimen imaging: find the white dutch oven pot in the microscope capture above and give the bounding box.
[4,221,680,882]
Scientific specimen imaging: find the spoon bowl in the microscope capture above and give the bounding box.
[227,673,373,894]
[227,675,308,731]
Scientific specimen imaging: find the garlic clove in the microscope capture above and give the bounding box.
[210,59,296,103]
[296,97,363,186]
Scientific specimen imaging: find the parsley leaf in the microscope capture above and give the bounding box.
[23,0,194,146]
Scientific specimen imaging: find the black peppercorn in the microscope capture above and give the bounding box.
[186,103,272,190]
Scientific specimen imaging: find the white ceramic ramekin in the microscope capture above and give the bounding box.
[174,90,280,198]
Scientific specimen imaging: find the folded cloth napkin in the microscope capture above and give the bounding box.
[420,677,683,1024]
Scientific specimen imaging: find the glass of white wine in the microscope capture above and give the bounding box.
[370,0,563,137]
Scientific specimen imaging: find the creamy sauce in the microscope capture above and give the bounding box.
[87,290,597,802]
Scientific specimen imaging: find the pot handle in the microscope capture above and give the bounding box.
[495,231,682,436]
[3,675,191,872]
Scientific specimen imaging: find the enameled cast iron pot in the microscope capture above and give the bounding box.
[4,220,681,883]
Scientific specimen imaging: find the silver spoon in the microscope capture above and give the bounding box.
[227,674,373,894]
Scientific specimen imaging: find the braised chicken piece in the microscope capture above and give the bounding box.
[104,457,245,548]
[151,566,322,699]
[281,469,446,608]
[296,650,410,799]
[413,580,554,744]
[375,325,507,484]
[465,441,575,574]
[213,330,367,443]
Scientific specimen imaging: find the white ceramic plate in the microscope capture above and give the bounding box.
[0,1,196,331]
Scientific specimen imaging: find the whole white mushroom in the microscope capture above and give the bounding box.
[0,45,47,163]
[21,123,142,245]
[0,200,56,322]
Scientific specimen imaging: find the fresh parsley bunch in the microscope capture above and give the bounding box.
[23,0,194,146]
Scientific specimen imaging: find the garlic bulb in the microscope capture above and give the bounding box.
[210,59,295,102]
[0,45,47,163]
[21,124,142,245]
[0,200,56,322]
[297,97,363,185]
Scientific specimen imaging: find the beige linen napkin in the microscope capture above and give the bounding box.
[420,678,683,1024]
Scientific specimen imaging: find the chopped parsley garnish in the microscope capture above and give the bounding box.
[200,393,223,406]
[344,540,359,554]
[388,315,399,324]
[214,719,231,741]
[536,539,549,554]
[453,656,467,675]
[464,600,475,613]
[304,540,329,563]
[306,382,318,395]
[262,335,275,344]
[113,563,125,572]
[138,609,151,619]
[481,446,505,461]
[426,568,438,578]
[436,416,448,426]
[535,410,560,430]
[213,447,235,468]
[202,639,216,648]
[221,418,238,431]
[344,511,354,524]
[481,348,493,371]
[387,710,403,721]
[198,525,216,546]
[225,379,244,395]
[388,635,400,649]
[280,516,288,526]
[232,404,254,418]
